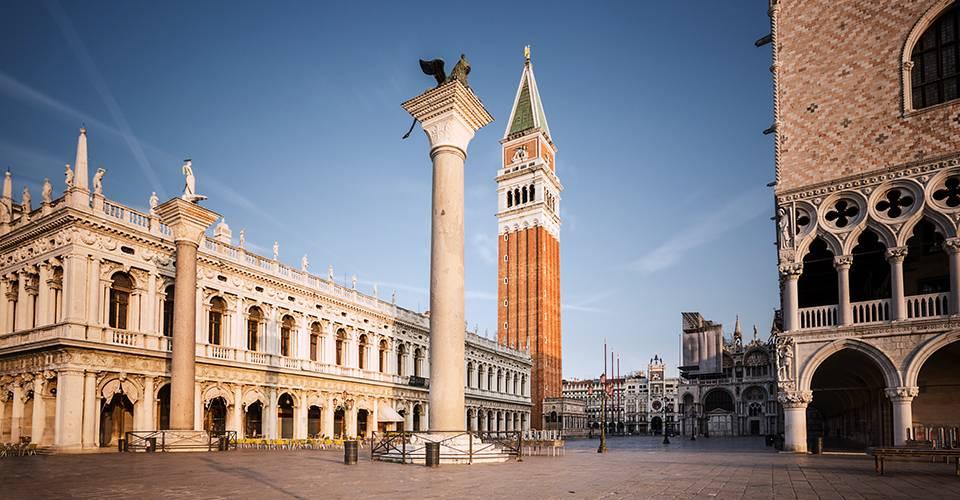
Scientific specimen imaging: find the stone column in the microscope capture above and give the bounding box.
[886,386,918,446]
[142,272,157,335]
[402,80,492,432]
[61,255,86,326]
[779,263,803,332]
[232,385,243,436]
[194,381,203,431]
[403,402,413,431]
[87,257,102,327]
[345,402,357,437]
[946,238,960,314]
[155,198,219,431]
[15,270,30,331]
[266,387,278,439]
[82,371,98,448]
[295,395,308,439]
[322,395,334,438]
[54,370,84,449]
[31,376,46,444]
[10,383,23,442]
[141,376,155,432]
[37,263,52,327]
[778,390,811,453]
[834,256,853,325]
[887,247,908,321]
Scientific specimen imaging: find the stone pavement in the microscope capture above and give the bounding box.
[3,436,960,499]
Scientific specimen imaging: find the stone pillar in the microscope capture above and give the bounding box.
[886,386,918,446]
[61,255,86,326]
[422,403,429,432]
[887,247,908,321]
[143,272,157,335]
[10,383,23,442]
[4,278,15,334]
[322,395,334,438]
[470,409,478,432]
[946,238,960,314]
[15,270,30,331]
[82,371,98,448]
[31,376,46,444]
[402,80,492,432]
[345,403,357,438]
[232,385,243,436]
[295,395,308,439]
[779,390,811,453]
[834,256,853,325]
[403,402,413,431]
[779,263,803,331]
[266,387,278,439]
[155,198,219,431]
[36,263,52,327]
[141,376,155,432]
[194,381,203,431]
[87,257,102,327]
[55,370,84,449]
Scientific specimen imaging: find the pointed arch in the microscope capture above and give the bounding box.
[904,329,960,387]
[901,0,960,112]
[898,210,956,246]
[798,338,901,392]
[844,220,897,255]
[796,231,842,262]
[202,384,235,407]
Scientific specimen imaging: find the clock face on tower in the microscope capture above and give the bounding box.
[652,400,663,411]
[651,371,662,381]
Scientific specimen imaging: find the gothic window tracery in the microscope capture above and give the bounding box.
[824,199,860,228]
[875,189,914,218]
[911,4,959,109]
[933,175,960,208]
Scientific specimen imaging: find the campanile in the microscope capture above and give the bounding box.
[496,47,562,428]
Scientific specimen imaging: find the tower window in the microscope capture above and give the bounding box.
[507,190,513,207]
[522,186,528,204]
[529,184,535,201]
[911,4,959,109]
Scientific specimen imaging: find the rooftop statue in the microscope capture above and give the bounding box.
[181,159,207,203]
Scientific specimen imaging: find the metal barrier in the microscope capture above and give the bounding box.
[370,429,522,464]
[124,430,237,452]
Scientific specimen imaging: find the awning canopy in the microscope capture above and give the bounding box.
[378,404,405,423]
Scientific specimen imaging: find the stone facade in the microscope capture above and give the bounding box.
[0,129,531,451]
[677,316,778,438]
[771,0,960,452]
[497,52,563,429]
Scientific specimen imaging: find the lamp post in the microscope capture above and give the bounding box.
[598,374,608,453]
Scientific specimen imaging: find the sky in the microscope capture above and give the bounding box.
[0,1,777,378]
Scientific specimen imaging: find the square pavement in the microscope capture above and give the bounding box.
[3,436,960,499]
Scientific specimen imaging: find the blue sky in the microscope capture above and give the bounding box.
[1,1,776,378]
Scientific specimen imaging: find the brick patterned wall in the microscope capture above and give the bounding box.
[497,225,561,427]
[775,0,960,193]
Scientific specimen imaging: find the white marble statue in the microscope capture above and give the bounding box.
[301,254,309,272]
[778,206,792,248]
[149,192,159,215]
[351,275,357,290]
[373,283,378,298]
[328,265,334,281]
[238,229,245,249]
[64,164,74,188]
[391,289,397,304]
[181,160,207,202]
[273,241,279,261]
[41,179,52,204]
[92,168,105,196]
[21,186,31,213]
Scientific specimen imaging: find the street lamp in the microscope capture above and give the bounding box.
[598,374,608,453]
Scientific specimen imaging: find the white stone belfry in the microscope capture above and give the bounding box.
[402,80,493,431]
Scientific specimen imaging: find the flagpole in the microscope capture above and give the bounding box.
[598,340,608,453]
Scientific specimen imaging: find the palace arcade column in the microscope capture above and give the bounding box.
[402,79,492,432]
[778,390,811,453]
[779,263,802,331]
[887,247,908,321]
[834,256,852,325]
[886,386,918,446]
[946,238,960,314]
[155,198,219,430]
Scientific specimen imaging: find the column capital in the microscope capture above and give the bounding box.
[885,246,908,262]
[402,80,493,155]
[945,237,960,254]
[155,198,220,246]
[778,262,803,278]
[777,389,812,409]
[885,386,919,402]
[833,254,853,270]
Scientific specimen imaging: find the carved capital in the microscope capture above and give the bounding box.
[154,198,220,246]
[945,238,960,255]
[885,246,908,262]
[422,114,475,157]
[902,60,915,71]
[778,262,803,278]
[833,254,853,269]
[885,386,919,402]
[402,80,492,156]
[777,389,812,409]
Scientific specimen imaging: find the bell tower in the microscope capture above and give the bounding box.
[496,47,563,428]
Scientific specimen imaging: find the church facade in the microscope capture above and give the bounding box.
[496,50,563,428]
[0,126,532,451]
[770,0,960,452]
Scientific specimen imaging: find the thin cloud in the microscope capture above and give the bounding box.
[43,0,164,197]
[471,232,497,265]
[562,289,616,314]
[630,186,770,274]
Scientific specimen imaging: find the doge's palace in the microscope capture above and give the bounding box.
[0,128,531,451]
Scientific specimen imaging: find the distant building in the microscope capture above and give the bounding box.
[678,313,778,437]
[562,356,679,435]
[541,397,588,437]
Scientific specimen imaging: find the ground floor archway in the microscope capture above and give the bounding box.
[245,402,263,438]
[307,406,322,437]
[913,339,960,437]
[278,394,294,439]
[334,408,345,438]
[204,397,227,435]
[651,416,663,434]
[100,393,133,447]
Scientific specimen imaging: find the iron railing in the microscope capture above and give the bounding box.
[124,430,237,452]
[370,429,521,464]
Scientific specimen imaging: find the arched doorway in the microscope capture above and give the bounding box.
[308,406,322,437]
[703,389,735,437]
[651,416,663,435]
[913,340,960,434]
[412,405,422,432]
[100,393,134,447]
[808,349,892,450]
[357,409,369,438]
[334,408,345,438]
[278,394,294,439]
[245,402,263,438]
[205,397,228,435]
[157,384,171,430]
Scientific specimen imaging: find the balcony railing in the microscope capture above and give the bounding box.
[906,292,950,319]
[799,305,838,329]
[852,298,891,324]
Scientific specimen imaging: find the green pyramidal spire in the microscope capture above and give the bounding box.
[505,46,551,142]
